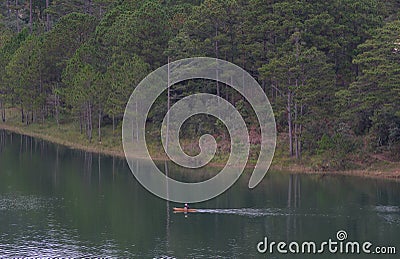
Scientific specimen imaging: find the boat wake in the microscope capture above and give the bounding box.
[195,208,287,217]
[193,208,332,218]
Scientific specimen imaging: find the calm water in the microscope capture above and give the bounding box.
[0,130,399,258]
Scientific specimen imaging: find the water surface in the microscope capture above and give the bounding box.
[0,131,399,258]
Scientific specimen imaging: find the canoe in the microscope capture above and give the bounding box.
[173,207,197,213]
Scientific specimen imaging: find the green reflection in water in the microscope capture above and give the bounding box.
[0,130,399,258]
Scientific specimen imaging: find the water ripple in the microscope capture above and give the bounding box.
[0,194,51,211]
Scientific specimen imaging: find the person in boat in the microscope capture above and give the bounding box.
[184,203,190,210]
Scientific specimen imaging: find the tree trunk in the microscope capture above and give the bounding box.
[54,84,59,127]
[46,0,50,31]
[89,0,92,15]
[165,57,170,152]
[85,103,89,140]
[112,114,115,132]
[287,91,293,156]
[85,105,88,135]
[21,105,24,123]
[15,0,20,32]
[1,101,5,122]
[135,101,139,143]
[242,70,245,99]
[293,34,300,159]
[294,101,299,159]
[79,110,83,134]
[98,108,101,142]
[225,84,229,102]
[7,1,11,17]
[215,24,220,104]
[216,68,220,100]
[230,76,234,104]
[261,79,266,95]
[288,174,292,208]
[271,82,275,103]
[88,101,92,141]
[0,101,3,122]
[29,0,32,33]
[298,104,303,158]
[42,105,45,123]
[86,0,92,14]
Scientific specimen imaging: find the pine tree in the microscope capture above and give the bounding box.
[350,20,400,149]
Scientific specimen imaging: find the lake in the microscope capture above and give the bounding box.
[0,130,399,258]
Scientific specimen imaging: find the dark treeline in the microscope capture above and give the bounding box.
[0,0,399,168]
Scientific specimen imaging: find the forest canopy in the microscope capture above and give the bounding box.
[0,0,399,169]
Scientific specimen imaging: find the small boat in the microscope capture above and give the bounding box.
[173,207,197,213]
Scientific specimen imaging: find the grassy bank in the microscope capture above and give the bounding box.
[0,108,399,181]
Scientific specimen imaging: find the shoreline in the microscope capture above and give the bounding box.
[1,123,400,181]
